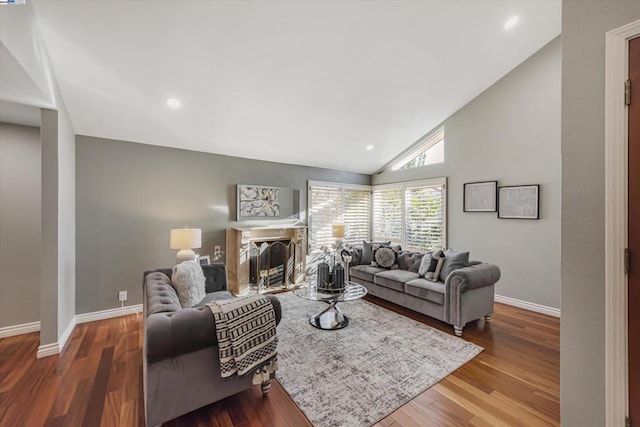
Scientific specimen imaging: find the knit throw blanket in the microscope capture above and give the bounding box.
[206,295,278,384]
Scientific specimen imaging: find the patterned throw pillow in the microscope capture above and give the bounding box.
[361,240,391,265]
[418,251,434,277]
[374,246,398,269]
[172,261,206,308]
[424,254,445,282]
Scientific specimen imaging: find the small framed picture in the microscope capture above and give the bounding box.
[463,181,497,212]
[198,255,211,265]
[498,185,540,219]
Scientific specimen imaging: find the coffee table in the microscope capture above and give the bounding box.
[293,282,367,330]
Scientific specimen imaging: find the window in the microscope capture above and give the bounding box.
[372,178,446,251]
[391,128,445,171]
[307,181,371,253]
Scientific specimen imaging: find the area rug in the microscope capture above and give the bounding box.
[275,292,483,427]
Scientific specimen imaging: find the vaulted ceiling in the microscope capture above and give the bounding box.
[28,0,560,174]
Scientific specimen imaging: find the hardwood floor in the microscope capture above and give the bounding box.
[0,297,559,426]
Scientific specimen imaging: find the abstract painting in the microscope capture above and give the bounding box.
[238,185,280,218]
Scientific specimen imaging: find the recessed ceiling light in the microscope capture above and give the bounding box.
[504,15,519,30]
[165,97,181,108]
[366,145,374,151]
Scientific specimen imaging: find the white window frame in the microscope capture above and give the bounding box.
[390,127,445,171]
[372,177,447,250]
[307,180,372,252]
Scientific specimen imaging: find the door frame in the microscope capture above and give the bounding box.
[605,18,640,426]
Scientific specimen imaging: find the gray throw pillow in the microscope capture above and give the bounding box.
[172,261,206,308]
[361,240,391,265]
[417,251,433,277]
[438,249,470,282]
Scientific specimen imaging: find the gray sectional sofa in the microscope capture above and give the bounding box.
[348,247,500,336]
[142,263,281,426]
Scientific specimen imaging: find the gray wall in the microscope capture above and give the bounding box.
[75,136,369,314]
[374,37,561,310]
[0,122,41,328]
[561,2,640,426]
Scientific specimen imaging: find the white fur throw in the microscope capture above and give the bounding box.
[172,261,206,308]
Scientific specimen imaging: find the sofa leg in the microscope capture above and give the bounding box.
[261,378,272,396]
[485,314,492,321]
[453,326,463,336]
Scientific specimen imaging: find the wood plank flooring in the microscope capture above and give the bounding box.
[0,297,559,426]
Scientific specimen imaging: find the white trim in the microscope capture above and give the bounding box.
[75,304,142,324]
[35,316,77,358]
[307,180,371,191]
[37,342,59,358]
[605,18,640,427]
[58,315,77,352]
[494,294,560,318]
[0,321,40,338]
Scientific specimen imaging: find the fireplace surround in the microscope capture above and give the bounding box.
[226,226,307,295]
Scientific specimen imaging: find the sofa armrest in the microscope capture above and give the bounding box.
[145,294,282,363]
[445,263,501,293]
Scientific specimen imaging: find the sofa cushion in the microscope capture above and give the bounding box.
[172,261,207,308]
[405,278,445,305]
[193,290,235,307]
[361,240,391,265]
[350,264,385,282]
[398,251,424,273]
[374,269,420,292]
[439,249,470,282]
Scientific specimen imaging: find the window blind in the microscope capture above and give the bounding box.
[308,183,371,253]
[405,184,444,250]
[372,178,446,251]
[372,188,403,243]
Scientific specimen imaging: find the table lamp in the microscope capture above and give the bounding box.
[332,223,345,249]
[170,228,202,263]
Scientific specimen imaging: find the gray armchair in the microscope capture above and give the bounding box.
[142,264,281,426]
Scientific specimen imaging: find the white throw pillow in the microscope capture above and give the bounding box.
[172,261,206,308]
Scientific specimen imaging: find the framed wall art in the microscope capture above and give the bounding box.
[463,181,497,212]
[237,185,280,219]
[498,184,540,219]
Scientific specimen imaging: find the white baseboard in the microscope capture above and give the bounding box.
[0,321,41,338]
[37,342,60,358]
[36,316,77,358]
[495,294,560,318]
[58,315,77,351]
[32,304,141,358]
[75,304,142,324]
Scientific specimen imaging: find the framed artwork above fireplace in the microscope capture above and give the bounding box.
[236,184,301,222]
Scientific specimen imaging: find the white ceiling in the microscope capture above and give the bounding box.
[30,0,560,174]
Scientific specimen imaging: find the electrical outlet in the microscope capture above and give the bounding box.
[119,291,127,302]
[214,245,221,255]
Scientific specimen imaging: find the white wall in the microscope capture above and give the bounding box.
[0,123,41,327]
[373,37,561,310]
[56,105,75,340]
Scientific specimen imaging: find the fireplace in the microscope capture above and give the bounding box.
[249,239,295,292]
[226,226,307,295]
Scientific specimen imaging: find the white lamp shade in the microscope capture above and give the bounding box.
[170,228,202,249]
[332,223,346,239]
